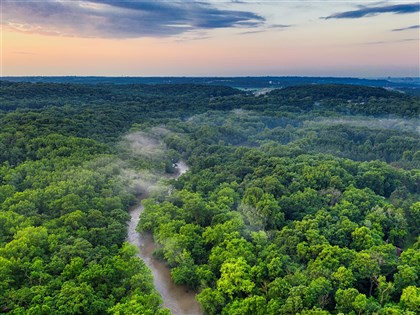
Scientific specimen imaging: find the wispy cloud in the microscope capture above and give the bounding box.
[175,32,212,42]
[324,2,420,19]
[362,38,419,45]
[237,23,291,35]
[238,30,265,35]
[392,24,420,31]
[269,24,292,29]
[2,0,265,38]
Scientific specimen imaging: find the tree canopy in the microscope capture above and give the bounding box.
[0,81,418,314]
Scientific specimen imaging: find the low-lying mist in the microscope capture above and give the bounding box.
[117,127,179,198]
[305,117,419,135]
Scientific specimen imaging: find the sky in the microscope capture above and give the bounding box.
[1,0,419,77]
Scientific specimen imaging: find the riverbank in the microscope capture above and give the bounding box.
[127,162,201,315]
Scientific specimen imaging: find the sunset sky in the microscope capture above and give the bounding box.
[1,0,419,77]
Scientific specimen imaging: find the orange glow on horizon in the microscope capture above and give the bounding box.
[2,9,419,77]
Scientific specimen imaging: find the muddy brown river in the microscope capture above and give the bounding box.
[127,161,202,315]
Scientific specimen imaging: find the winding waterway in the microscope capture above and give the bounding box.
[127,161,202,315]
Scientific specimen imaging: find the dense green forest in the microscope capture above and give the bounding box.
[0,81,419,314]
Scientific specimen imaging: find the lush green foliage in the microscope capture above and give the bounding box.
[0,133,171,313]
[138,103,419,314]
[0,81,419,314]
[264,85,420,117]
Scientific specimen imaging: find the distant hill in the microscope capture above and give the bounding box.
[268,84,397,99]
[2,76,419,92]
[1,81,418,118]
[264,84,420,117]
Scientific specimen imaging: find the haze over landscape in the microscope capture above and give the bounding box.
[2,0,419,76]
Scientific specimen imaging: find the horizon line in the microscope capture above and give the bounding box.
[2,75,419,79]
